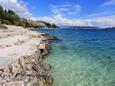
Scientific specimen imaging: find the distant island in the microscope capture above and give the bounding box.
[0,5,58,29]
[61,26,100,29]
[61,26,115,29]
[72,26,100,29]
[103,27,115,29]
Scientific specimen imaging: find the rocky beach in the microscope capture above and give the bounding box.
[0,25,53,86]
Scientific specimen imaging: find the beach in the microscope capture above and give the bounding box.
[0,25,53,86]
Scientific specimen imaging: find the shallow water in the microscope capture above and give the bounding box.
[35,28,115,86]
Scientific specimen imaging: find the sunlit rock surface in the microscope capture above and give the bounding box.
[0,25,52,86]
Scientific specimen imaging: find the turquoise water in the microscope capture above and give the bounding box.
[36,28,115,86]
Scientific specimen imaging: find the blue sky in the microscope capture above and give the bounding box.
[0,0,115,27]
[23,0,114,18]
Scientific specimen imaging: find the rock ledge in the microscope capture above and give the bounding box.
[0,25,53,86]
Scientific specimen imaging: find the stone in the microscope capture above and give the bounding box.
[2,66,10,78]
[11,62,22,77]
[0,28,53,86]
[7,81,24,86]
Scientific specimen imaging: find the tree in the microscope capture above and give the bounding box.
[0,5,5,20]
[0,5,58,28]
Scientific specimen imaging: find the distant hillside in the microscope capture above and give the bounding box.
[103,27,115,29]
[0,5,58,28]
[60,26,100,29]
[72,26,100,29]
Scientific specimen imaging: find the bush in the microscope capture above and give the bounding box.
[2,20,12,25]
[0,24,8,29]
[0,21,1,24]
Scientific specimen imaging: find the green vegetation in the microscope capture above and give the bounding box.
[40,21,59,28]
[0,20,7,29]
[0,5,58,28]
[0,5,21,26]
[0,24,8,29]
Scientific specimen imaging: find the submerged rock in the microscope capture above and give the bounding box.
[40,33,61,41]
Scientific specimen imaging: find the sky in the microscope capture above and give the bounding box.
[0,0,115,27]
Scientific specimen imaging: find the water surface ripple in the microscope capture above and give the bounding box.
[35,29,115,86]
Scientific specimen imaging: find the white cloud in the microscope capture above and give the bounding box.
[101,0,115,7]
[50,4,81,16]
[0,0,115,27]
[0,0,32,18]
[87,11,115,18]
[37,2,115,27]
[37,15,115,27]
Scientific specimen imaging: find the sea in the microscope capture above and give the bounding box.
[35,28,115,86]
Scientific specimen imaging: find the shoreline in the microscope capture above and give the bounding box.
[0,25,53,86]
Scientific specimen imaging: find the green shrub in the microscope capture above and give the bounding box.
[0,24,8,29]
[0,21,1,24]
[0,5,58,28]
[2,20,12,25]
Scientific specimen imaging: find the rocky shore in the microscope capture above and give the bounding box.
[0,25,53,86]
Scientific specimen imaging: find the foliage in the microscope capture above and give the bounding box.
[1,20,12,25]
[0,24,8,29]
[0,21,1,25]
[0,5,58,28]
[0,5,22,25]
[40,21,58,28]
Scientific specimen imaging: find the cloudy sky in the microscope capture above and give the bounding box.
[0,0,115,27]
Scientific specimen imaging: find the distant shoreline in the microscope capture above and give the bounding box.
[60,26,115,29]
